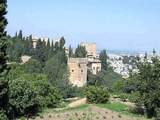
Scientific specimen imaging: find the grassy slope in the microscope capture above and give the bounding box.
[97,103,150,120]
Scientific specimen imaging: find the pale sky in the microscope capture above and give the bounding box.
[7,0,160,51]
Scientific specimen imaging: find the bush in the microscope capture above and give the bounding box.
[117,92,139,103]
[85,86,110,104]
[24,74,62,108]
[8,78,41,117]
[8,73,63,118]
[112,79,125,93]
[155,108,160,120]
[44,86,62,108]
[0,110,8,120]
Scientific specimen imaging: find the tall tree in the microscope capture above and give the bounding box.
[99,50,108,70]
[27,36,34,56]
[74,45,87,58]
[153,48,156,56]
[68,45,74,57]
[0,0,9,117]
[59,37,65,50]
[45,39,50,59]
[17,30,23,40]
[130,57,160,118]
[33,39,47,64]
[48,41,54,59]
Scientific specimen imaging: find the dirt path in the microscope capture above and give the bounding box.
[68,98,87,108]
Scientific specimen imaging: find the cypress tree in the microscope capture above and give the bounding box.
[68,45,73,57]
[0,0,9,117]
[48,41,54,58]
[59,36,65,50]
[46,39,50,59]
[74,45,87,58]
[34,39,46,64]
[18,30,23,39]
[99,50,108,70]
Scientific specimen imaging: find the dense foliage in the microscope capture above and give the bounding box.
[7,64,62,118]
[8,77,40,117]
[4,31,84,118]
[130,57,160,118]
[23,58,42,74]
[74,45,87,58]
[87,66,122,89]
[85,86,110,104]
[0,0,9,119]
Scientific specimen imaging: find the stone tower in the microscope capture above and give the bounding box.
[68,58,88,87]
[80,42,97,58]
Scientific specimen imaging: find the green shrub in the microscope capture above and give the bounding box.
[117,92,139,103]
[112,79,125,93]
[155,108,160,120]
[85,86,110,104]
[0,110,8,120]
[9,78,41,116]
[8,73,62,118]
[25,74,62,108]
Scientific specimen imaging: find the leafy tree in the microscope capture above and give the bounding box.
[7,37,27,62]
[44,50,77,98]
[85,86,110,104]
[0,0,9,118]
[7,64,62,118]
[44,53,68,97]
[23,36,34,56]
[99,50,108,70]
[8,77,41,118]
[130,57,160,118]
[74,45,87,58]
[87,68,122,89]
[21,73,62,108]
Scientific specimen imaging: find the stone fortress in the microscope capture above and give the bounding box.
[22,36,101,87]
[68,43,101,87]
